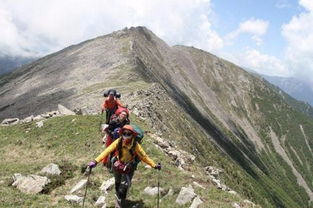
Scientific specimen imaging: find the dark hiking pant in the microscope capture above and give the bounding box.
[105,108,116,124]
[114,169,135,200]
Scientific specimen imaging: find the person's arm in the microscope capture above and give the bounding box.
[95,138,120,162]
[116,100,125,108]
[135,143,156,168]
[101,100,107,113]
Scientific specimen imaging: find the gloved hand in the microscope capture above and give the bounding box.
[154,163,161,170]
[88,160,97,169]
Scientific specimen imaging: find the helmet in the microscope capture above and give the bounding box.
[119,125,138,137]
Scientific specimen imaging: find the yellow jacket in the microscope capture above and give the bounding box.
[95,138,156,168]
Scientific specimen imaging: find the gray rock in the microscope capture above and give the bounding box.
[12,174,50,194]
[143,186,165,196]
[33,115,43,121]
[70,179,88,193]
[189,196,203,208]
[100,177,115,193]
[243,199,255,206]
[176,185,197,205]
[232,202,241,208]
[58,104,75,115]
[228,190,238,195]
[1,118,19,125]
[41,113,51,119]
[36,121,44,128]
[40,163,61,175]
[64,195,83,204]
[23,115,34,123]
[95,195,106,207]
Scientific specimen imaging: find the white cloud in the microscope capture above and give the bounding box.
[0,0,222,57]
[226,18,269,46]
[222,48,290,77]
[300,0,313,11]
[282,0,313,84]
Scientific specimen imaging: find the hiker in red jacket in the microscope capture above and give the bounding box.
[101,90,125,124]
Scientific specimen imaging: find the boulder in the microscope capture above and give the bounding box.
[40,163,61,175]
[95,195,106,207]
[12,174,50,194]
[100,177,115,193]
[36,121,44,128]
[23,115,34,123]
[176,185,197,205]
[64,195,83,204]
[33,115,43,121]
[1,118,19,126]
[70,179,88,194]
[232,202,241,208]
[243,199,255,206]
[228,190,238,195]
[143,186,165,196]
[41,113,51,119]
[58,104,75,115]
[190,196,203,208]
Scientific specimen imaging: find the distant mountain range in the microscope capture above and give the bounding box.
[262,75,313,106]
[0,55,36,75]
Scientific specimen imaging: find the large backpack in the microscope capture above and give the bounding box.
[103,89,121,98]
[131,124,144,143]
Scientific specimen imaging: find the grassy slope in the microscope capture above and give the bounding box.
[0,115,255,208]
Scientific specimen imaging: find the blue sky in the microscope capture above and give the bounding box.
[212,0,300,57]
[1,0,313,86]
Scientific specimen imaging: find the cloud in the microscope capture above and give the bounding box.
[226,18,269,46]
[222,48,290,77]
[0,0,222,57]
[275,0,292,9]
[282,0,313,84]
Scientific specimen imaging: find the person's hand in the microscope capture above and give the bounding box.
[155,163,161,170]
[88,160,97,169]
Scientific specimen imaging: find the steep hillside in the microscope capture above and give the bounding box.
[1,27,313,208]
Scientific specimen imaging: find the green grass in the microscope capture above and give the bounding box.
[0,115,254,208]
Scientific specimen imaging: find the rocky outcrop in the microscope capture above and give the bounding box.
[176,185,197,205]
[64,195,83,204]
[40,163,61,175]
[58,104,75,115]
[95,196,106,207]
[150,133,195,170]
[100,177,115,193]
[12,173,50,194]
[143,186,165,196]
[205,166,231,191]
[190,196,203,208]
[70,179,87,194]
[1,118,19,126]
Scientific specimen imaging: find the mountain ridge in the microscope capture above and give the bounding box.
[1,26,313,207]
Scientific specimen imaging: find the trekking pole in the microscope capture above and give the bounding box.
[82,166,92,208]
[157,163,161,208]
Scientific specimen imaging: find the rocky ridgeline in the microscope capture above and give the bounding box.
[149,133,195,170]
[127,83,170,135]
[0,104,85,127]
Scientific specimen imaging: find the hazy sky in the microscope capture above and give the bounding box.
[1,0,313,85]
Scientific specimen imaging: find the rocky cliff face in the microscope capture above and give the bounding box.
[1,27,312,207]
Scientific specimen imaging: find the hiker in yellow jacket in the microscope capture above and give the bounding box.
[88,125,161,207]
